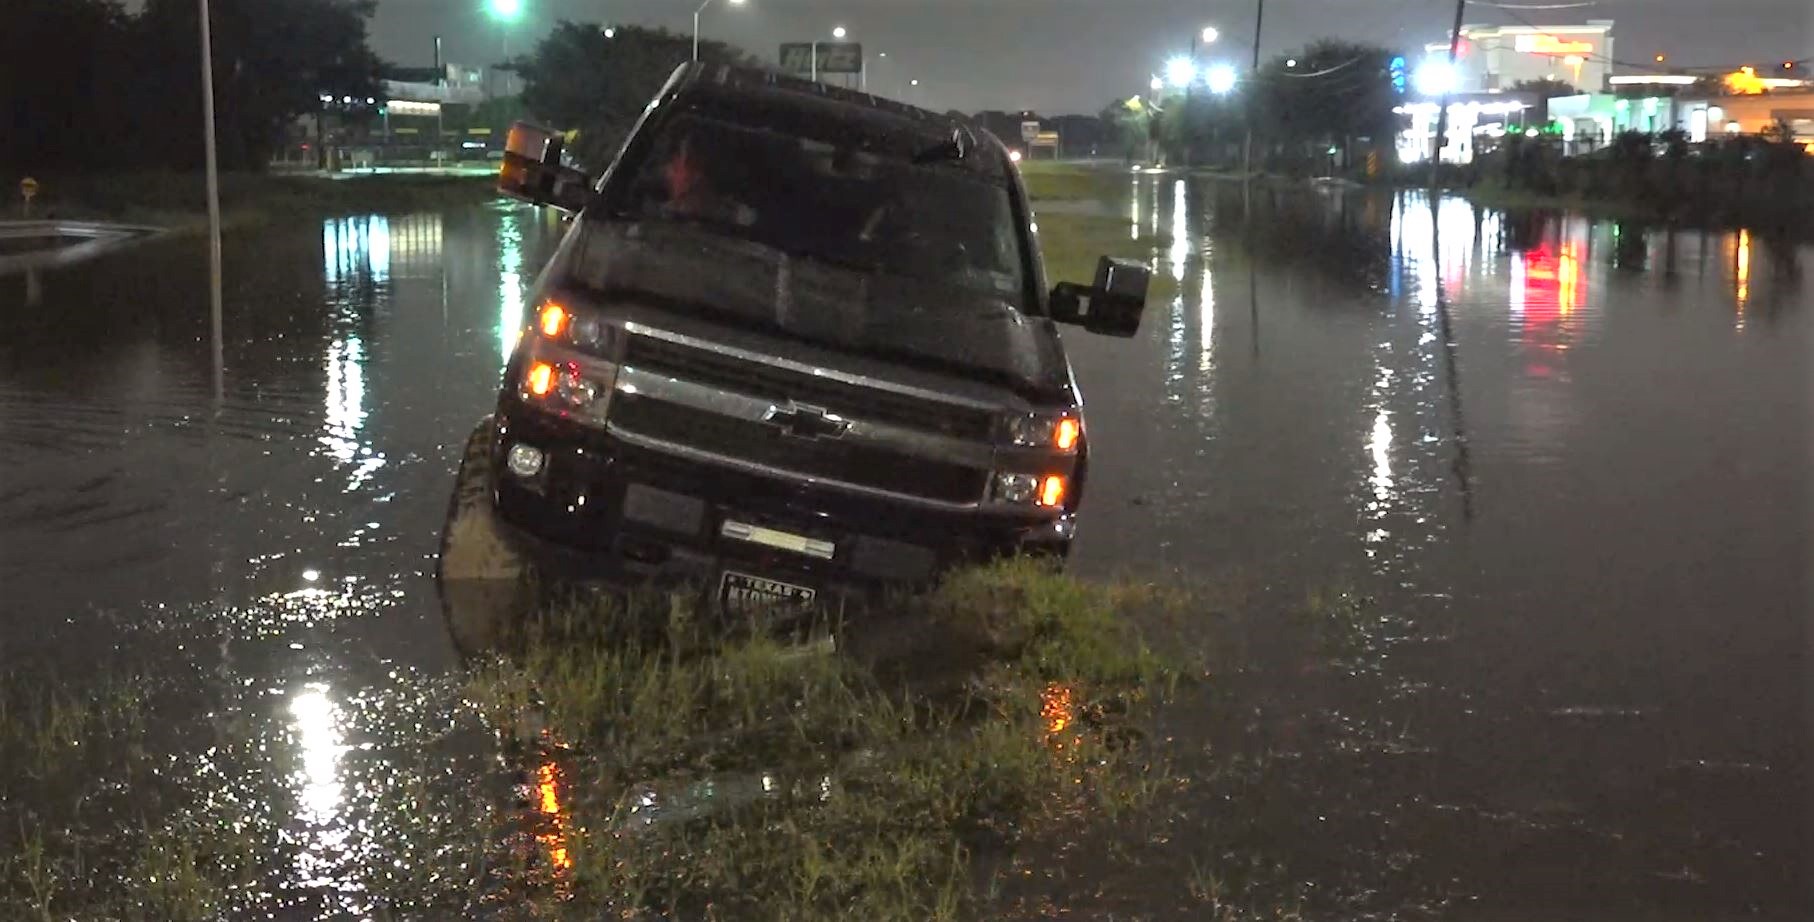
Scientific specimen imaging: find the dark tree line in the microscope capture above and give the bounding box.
[2,0,380,171]
[515,22,754,170]
[1092,40,1407,172]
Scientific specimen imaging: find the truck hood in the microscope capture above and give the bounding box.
[563,221,1069,400]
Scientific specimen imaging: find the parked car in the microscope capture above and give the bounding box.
[468,63,1150,614]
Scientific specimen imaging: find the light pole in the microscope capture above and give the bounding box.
[487,0,523,96]
[198,0,223,401]
[693,0,746,62]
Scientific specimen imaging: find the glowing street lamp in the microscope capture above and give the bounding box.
[486,0,524,95]
[832,25,848,39]
[1165,57,1197,89]
[1150,75,1164,92]
[1413,58,1457,96]
[1205,64,1238,94]
[693,0,746,62]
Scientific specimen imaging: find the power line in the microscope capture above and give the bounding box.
[1469,1,1598,9]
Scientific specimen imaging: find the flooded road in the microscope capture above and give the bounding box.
[0,181,1807,917]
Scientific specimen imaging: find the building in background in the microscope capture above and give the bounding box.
[1426,21,1616,94]
[278,62,505,170]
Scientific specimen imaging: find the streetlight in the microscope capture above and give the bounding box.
[1413,57,1456,96]
[693,0,746,63]
[1205,64,1238,94]
[1165,57,1197,89]
[832,25,848,39]
[486,0,523,96]
[1201,26,1219,45]
[1150,75,1164,92]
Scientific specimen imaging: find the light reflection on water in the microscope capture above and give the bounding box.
[498,210,526,365]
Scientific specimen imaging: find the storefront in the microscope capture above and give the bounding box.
[1395,95,1540,164]
[1423,20,1616,94]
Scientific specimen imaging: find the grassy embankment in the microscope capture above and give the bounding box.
[5,171,499,232]
[1018,161,1176,296]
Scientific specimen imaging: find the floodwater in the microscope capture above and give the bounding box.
[0,181,1807,917]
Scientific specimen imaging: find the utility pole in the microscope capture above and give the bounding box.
[1430,0,1467,189]
[198,0,224,403]
[1243,0,1265,177]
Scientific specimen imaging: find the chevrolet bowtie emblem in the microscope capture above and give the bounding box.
[762,402,851,440]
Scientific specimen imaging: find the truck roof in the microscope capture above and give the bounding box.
[669,63,1009,177]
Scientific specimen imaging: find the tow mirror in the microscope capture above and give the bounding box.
[1049,256,1151,337]
[498,121,593,213]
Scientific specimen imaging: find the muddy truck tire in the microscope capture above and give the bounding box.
[437,416,537,659]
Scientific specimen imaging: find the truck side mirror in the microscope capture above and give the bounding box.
[1049,256,1151,337]
[498,121,594,213]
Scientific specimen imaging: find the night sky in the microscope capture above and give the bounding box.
[287,0,1814,113]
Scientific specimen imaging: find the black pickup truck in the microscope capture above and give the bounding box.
[471,63,1149,613]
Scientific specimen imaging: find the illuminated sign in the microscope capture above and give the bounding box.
[1514,34,1596,56]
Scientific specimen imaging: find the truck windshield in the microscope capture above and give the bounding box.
[597,112,1027,303]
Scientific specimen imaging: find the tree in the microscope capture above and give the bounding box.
[516,22,755,169]
[1098,98,1149,163]
[1,0,381,171]
[1172,40,1401,173]
[0,0,136,170]
[136,0,382,169]
[1509,78,1580,98]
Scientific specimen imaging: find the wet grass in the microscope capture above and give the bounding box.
[0,562,1211,920]
[13,171,500,232]
[462,559,1184,919]
[1019,161,1135,202]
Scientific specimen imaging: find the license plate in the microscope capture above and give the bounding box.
[719,571,817,614]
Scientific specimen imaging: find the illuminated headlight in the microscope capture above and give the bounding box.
[522,358,617,421]
[1004,413,1082,452]
[505,443,545,478]
[993,472,1068,507]
[537,301,615,352]
[994,472,1040,504]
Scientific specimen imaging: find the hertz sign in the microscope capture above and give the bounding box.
[1514,34,1595,56]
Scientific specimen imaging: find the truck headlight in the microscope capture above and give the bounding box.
[993,472,1068,507]
[521,357,617,422]
[537,301,615,352]
[1005,413,1082,452]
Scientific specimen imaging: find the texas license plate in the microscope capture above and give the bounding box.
[719,571,817,614]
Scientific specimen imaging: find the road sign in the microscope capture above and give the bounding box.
[816,42,863,74]
[782,42,863,76]
[20,177,38,203]
[779,43,815,76]
[1020,121,1040,143]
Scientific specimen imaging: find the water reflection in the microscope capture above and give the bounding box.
[319,218,387,489]
[289,683,362,908]
[499,210,527,364]
[323,216,390,285]
[1735,229,1751,329]
[533,759,573,874]
[1129,177,1140,240]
